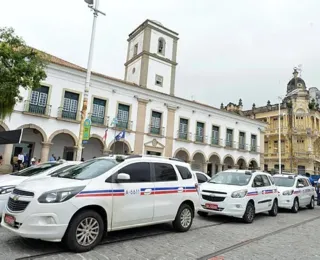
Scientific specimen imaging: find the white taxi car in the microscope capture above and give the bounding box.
[193,171,211,185]
[197,170,278,223]
[1,155,199,253]
[273,174,315,212]
[0,161,81,216]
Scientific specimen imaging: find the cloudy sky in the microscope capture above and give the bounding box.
[1,0,319,109]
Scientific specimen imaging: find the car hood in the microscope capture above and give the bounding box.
[276,186,294,193]
[16,176,91,196]
[0,174,28,187]
[200,182,247,194]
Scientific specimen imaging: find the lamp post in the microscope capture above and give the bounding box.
[76,0,106,161]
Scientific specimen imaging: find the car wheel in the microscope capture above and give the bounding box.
[291,198,299,213]
[243,202,255,224]
[63,210,104,253]
[308,196,315,209]
[268,199,278,216]
[173,204,193,232]
[197,211,209,217]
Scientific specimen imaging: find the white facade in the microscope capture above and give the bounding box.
[0,19,266,175]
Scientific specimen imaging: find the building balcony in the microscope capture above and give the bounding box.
[211,138,224,146]
[23,101,51,117]
[225,140,237,149]
[250,145,260,153]
[88,113,109,127]
[57,107,81,122]
[265,127,288,135]
[148,125,165,136]
[176,131,192,142]
[194,134,208,144]
[113,120,133,131]
[238,143,249,151]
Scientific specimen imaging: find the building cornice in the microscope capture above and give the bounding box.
[124,51,178,67]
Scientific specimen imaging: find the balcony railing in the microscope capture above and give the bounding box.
[88,113,109,126]
[149,125,165,136]
[24,101,51,117]
[114,120,133,130]
[195,134,208,143]
[57,107,80,121]
[225,140,236,149]
[250,145,260,153]
[238,143,248,150]
[177,131,192,141]
[211,137,223,146]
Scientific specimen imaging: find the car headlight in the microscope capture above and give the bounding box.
[231,189,248,198]
[38,186,85,203]
[0,186,15,195]
[282,190,294,196]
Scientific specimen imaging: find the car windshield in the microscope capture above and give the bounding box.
[53,159,118,180]
[273,177,295,187]
[209,172,251,186]
[49,164,79,176]
[10,163,59,177]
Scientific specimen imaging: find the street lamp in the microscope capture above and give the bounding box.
[277,88,300,174]
[76,0,106,161]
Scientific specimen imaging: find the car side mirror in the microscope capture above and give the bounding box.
[297,183,304,188]
[116,173,130,183]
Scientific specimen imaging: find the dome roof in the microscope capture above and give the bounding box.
[287,69,306,93]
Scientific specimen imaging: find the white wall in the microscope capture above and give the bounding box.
[147,58,172,95]
[150,29,174,60]
[49,134,75,159]
[82,138,103,160]
[125,57,141,84]
[20,129,43,159]
[128,31,144,61]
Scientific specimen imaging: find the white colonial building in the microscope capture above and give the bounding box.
[0,20,266,175]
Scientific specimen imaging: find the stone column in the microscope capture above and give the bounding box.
[218,164,223,172]
[165,105,178,157]
[41,142,52,162]
[203,163,208,174]
[3,144,13,165]
[134,98,149,155]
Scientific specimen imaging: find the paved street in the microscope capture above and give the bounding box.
[0,207,319,260]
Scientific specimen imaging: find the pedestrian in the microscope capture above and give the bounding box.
[317,178,320,206]
[37,159,41,165]
[81,158,85,162]
[49,154,56,162]
[17,152,24,171]
[0,155,2,166]
[31,158,36,166]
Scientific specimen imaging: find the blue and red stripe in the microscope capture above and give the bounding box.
[76,189,125,197]
[247,191,258,196]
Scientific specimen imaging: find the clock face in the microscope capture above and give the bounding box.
[297,83,303,88]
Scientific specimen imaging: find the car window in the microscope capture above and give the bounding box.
[210,172,251,186]
[196,172,208,183]
[261,175,271,186]
[302,179,310,187]
[297,178,305,188]
[273,177,295,187]
[268,175,275,185]
[119,162,151,182]
[176,165,192,179]
[54,159,118,180]
[50,164,78,176]
[154,163,177,182]
[252,175,264,187]
[10,163,59,177]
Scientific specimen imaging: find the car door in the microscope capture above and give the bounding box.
[296,178,307,206]
[111,162,155,229]
[261,174,274,210]
[251,175,265,212]
[152,162,183,222]
[302,178,312,205]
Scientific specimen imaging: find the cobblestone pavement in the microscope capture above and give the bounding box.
[0,208,319,260]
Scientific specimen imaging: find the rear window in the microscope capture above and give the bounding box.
[176,165,192,179]
[273,177,295,187]
[10,163,59,177]
[154,163,177,182]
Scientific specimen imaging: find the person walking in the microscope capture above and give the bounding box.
[17,152,24,171]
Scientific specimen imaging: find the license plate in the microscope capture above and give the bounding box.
[4,214,15,227]
[205,203,218,210]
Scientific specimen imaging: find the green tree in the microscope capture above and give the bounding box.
[0,27,47,119]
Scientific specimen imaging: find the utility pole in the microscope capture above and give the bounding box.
[76,0,106,161]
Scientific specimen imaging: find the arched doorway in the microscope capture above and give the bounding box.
[174,148,190,162]
[191,151,206,172]
[82,136,104,160]
[223,155,234,170]
[237,157,247,170]
[0,125,7,158]
[249,159,259,170]
[208,153,221,176]
[49,130,77,161]
[13,124,46,167]
[109,141,130,155]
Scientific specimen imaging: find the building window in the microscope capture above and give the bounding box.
[239,132,246,150]
[62,91,79,120]
[117,104,130,129]
[134,44,138,56]
[92,98,106,125]
[264,141,268,154]
[158,37,166,55]
[211,125,220,145]
[226,129,233,147]
[150,111,162,135]
[29,85,49,115]
[155,75,163,87]
[179,118,189,140]
[251,134,257,152]
[297,139,305,154]
[196,122,205,142]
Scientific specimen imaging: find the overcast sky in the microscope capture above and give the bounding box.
[1,0,319,109]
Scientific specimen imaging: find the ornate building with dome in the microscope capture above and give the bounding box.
[244,68,320,175]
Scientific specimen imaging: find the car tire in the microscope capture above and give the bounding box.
[268,199,278,216]
[307,196,315,209]
[243,202,255,224]
[291,198,299,213]
[197,211,209,217]
[63,210,104,253]
[173,204,193,232]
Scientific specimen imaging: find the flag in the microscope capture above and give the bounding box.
[115,130,125,141]
[102,128,108,143]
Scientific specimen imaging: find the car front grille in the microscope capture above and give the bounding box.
[7,198,30,212]
[202,190,227,195]
[12,189,34,197]
[202,194,225,202]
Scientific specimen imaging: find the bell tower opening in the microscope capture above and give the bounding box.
[124,19,179,96]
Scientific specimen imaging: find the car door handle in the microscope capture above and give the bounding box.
[144,189,152,195]
[178,187,184,193]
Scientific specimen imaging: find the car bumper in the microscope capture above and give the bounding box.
[0,195,9,217]
[278,195,294,209]
[1,201,78,242]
